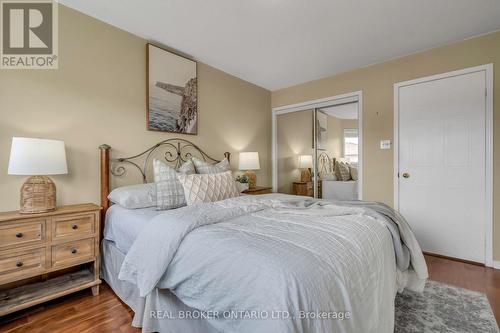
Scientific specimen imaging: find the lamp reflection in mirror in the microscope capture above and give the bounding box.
[8,137,68,213]
[239,152,260,189]
[298,154,313,182]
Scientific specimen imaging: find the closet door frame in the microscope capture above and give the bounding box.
[272,91,363,199]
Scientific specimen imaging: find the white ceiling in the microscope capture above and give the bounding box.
[59,0,500,91]
[320,103,358,120]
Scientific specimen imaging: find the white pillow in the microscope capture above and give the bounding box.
[177,171,240,205]
[108,183,156,209]
[192,157,230,174]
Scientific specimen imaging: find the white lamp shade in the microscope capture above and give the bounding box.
[8,137,68,175]
[298,155,313,169]
[238,152,260,170]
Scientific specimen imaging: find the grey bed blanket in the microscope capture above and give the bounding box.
[271,198,412,271]
[118,194,428,333]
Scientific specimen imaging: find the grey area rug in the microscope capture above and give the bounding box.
[395,280,499,333]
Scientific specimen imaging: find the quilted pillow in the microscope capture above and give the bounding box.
[335,161,351,181]
[177,170,240,205]
[192,157,230,174]
[153,159,195,210]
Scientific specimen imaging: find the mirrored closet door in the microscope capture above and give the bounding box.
[276,109,315,196]
[274,94,361,200]
[315,102,359,200]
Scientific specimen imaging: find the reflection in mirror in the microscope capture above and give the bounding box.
[317,102,359,200]
[276,109,314,196]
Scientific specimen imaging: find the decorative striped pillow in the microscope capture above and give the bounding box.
[153,159,195,210]
[192,157,230,174]
[178,159,195,174]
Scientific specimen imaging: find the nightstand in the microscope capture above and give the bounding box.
[292,181,314,197]
[242,186,272,195]
[0,204,101,316]
[292,181,322,197]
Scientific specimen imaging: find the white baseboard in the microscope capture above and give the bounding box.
[493,261,500,269]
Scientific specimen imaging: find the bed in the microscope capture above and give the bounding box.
[98,139,428,333]
[321,180,358,200]
[317,152,359,200]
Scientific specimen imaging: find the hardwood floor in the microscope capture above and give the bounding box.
[1,254,499,332]
[0,284,140,333]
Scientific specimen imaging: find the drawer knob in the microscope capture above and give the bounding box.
[16,232,23,238]
[72,224,78,230]
[71,248,78,254]
[16,261,23,267]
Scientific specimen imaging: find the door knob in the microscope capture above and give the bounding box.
[402,172,410,178]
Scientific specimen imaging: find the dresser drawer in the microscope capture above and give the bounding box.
[52,213,95,239]
[0,220,45,248]
[0,248,45,284]
[51,238,94,268]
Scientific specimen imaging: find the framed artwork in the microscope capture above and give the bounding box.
[147,43,198,134]
[315,110,328,150]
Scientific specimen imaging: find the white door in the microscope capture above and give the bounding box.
[397,69,487,263]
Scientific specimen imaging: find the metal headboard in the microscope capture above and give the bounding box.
[317,152,335,175]
[98,139,230,240]
[106,138,229,184]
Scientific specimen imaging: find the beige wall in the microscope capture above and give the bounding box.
[276,110,313,194]
[0,5,271,211]
[272,30,500,260]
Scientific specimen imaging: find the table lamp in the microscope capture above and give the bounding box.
[239,152,260,189]
[298,154,313,182]
[8,137,68,213]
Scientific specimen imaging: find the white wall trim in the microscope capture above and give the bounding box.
[272,91,363,199]
[493,261,500,270]
[273,93,359,114]
[393,64,494,267]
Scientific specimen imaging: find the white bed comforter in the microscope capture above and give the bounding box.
[119,194,427,333]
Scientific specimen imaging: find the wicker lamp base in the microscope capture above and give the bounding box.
[300,168,312,182]
[20,176,57,214]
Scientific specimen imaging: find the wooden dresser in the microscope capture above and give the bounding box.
[0,204,101,316]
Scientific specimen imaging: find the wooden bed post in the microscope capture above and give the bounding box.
[99,144,110,241]
[224,152,230,163]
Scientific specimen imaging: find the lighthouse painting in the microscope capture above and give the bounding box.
[147,44,198,135]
